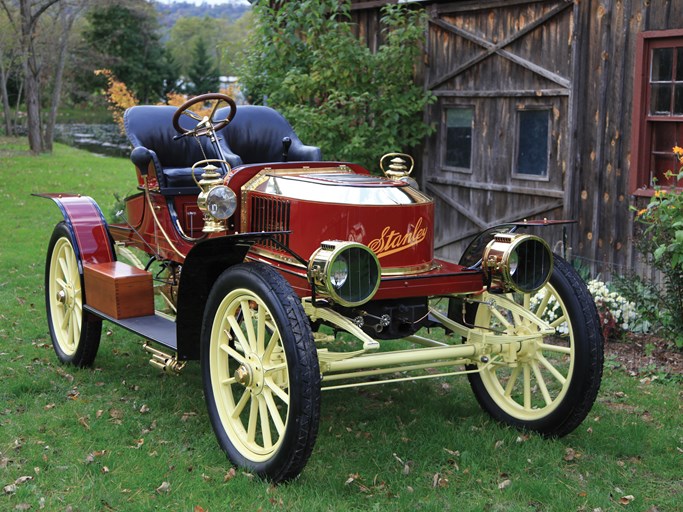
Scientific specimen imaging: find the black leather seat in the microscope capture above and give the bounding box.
[217,105,321,165]
[124,105,229,193]
[124,104,321,194]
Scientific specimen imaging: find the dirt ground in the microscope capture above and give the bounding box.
[605,333,683,377]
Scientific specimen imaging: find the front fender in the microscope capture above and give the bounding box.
[175,233,276,360]
[35,193,114,268]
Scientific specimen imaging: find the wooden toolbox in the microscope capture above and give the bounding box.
[84,261,154,319]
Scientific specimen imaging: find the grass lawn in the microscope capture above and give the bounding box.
[0,137,681,511]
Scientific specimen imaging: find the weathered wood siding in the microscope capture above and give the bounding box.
[571,0,683,278]
[349,0,683,277]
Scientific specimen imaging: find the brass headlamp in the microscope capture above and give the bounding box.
[482,233,553,293]
[308,241,381,307]
[192,159,236,233]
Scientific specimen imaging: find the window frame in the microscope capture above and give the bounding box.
[441,104,475,174]
[630,29,683,196]
[512,106,552,182]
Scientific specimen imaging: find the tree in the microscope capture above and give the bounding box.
[240,1,434,171]
[187,37,219,95]
[84,2,173,103]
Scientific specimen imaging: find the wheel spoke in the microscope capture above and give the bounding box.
[263,330,281,361]
[550,315,567,329]
[531,361,552,406]
[258,395,273,449]
[523,365,531,410]
[227,315,250,353]
[534,289,552,318]
[231,389,250,419]
[537,353,567,384]
[491,307,513,329]
[247,397,258,443]
[265,376,289,405]
[182,110,203,122]
[221,343,247,365]
[263,389,286,436]
[240,300,258,352]
[256,307,266,355]
[538,342,571,355]
[504,365,521,398]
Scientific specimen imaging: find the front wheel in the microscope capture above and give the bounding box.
[45,222,102,367]
[201,263,320,483]
[465,255,603,437]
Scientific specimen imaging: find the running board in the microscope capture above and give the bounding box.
[84,305,177,352]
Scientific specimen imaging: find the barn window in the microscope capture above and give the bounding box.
[514,109,550,178]
[631,30,683,194]
[444,107,473,171]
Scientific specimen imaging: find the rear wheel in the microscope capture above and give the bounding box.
[201,263,320,483]
[465,255,603,437]
[45,222,101,367]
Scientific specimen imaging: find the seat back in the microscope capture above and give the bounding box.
[217,105,321,165]
[124,105,220,168]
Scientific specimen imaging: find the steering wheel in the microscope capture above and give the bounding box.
[172,93,237,137]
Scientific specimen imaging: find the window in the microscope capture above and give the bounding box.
[631,30,683,194]
[444,107,473,171]
[514,109,550,178]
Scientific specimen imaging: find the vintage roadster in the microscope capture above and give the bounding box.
[40,93,603,483]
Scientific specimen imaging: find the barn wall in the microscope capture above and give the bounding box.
[348,0,683,278]
[572,0,683,278]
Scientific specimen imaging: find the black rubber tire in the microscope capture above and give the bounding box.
[45,222,102,367]
[201,262,320,483]
[464,255,603,437]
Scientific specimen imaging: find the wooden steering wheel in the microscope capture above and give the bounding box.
[172,93,237,137]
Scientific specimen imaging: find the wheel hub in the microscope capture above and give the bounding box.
[234,353,265,395]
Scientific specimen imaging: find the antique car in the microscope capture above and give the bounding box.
[39,93,604,483]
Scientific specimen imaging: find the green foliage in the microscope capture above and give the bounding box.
[83,2,176,103]
[240,1,435,172]
[187,38,220,95]
[632,151,683,348]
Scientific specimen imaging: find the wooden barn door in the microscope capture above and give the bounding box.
[422,0,575,262]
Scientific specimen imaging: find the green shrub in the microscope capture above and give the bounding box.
[631,147,683,348]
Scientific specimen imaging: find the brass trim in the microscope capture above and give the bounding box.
[145,186,186,259]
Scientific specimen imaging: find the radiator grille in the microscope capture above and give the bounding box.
[249,195,291,250]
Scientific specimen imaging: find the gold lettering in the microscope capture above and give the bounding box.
[368,217,428,258]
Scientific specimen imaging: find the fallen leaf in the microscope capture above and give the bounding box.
[101,466,110,474]
[3,483,17,494]
[131,438,144,449]
[14,504,31,511]
[564,448,577,461]
[498,479,512,490]
[516,435,530,443]
[494,440,504,450]
[15,476,33,485]
[181,412,197,422]
[43,404,55,411]
[139,404,150,414]
[223,468,236,482]
[194,507,206,512]
[432,473,448,488]
[618,495,635,505]
[78,416,90,430]
[345,473,358,486]
[156,481,171,494]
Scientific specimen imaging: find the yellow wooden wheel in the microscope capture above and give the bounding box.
[467,255,603,437]
[202,263,320,482]
[45,222,101,366]
[208,288,290,461]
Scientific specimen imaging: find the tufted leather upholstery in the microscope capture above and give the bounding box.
[217,105,322,165]
[124,104,321,193]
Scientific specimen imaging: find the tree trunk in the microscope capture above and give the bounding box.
[44,5,76,152]
[0,51,13,136]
